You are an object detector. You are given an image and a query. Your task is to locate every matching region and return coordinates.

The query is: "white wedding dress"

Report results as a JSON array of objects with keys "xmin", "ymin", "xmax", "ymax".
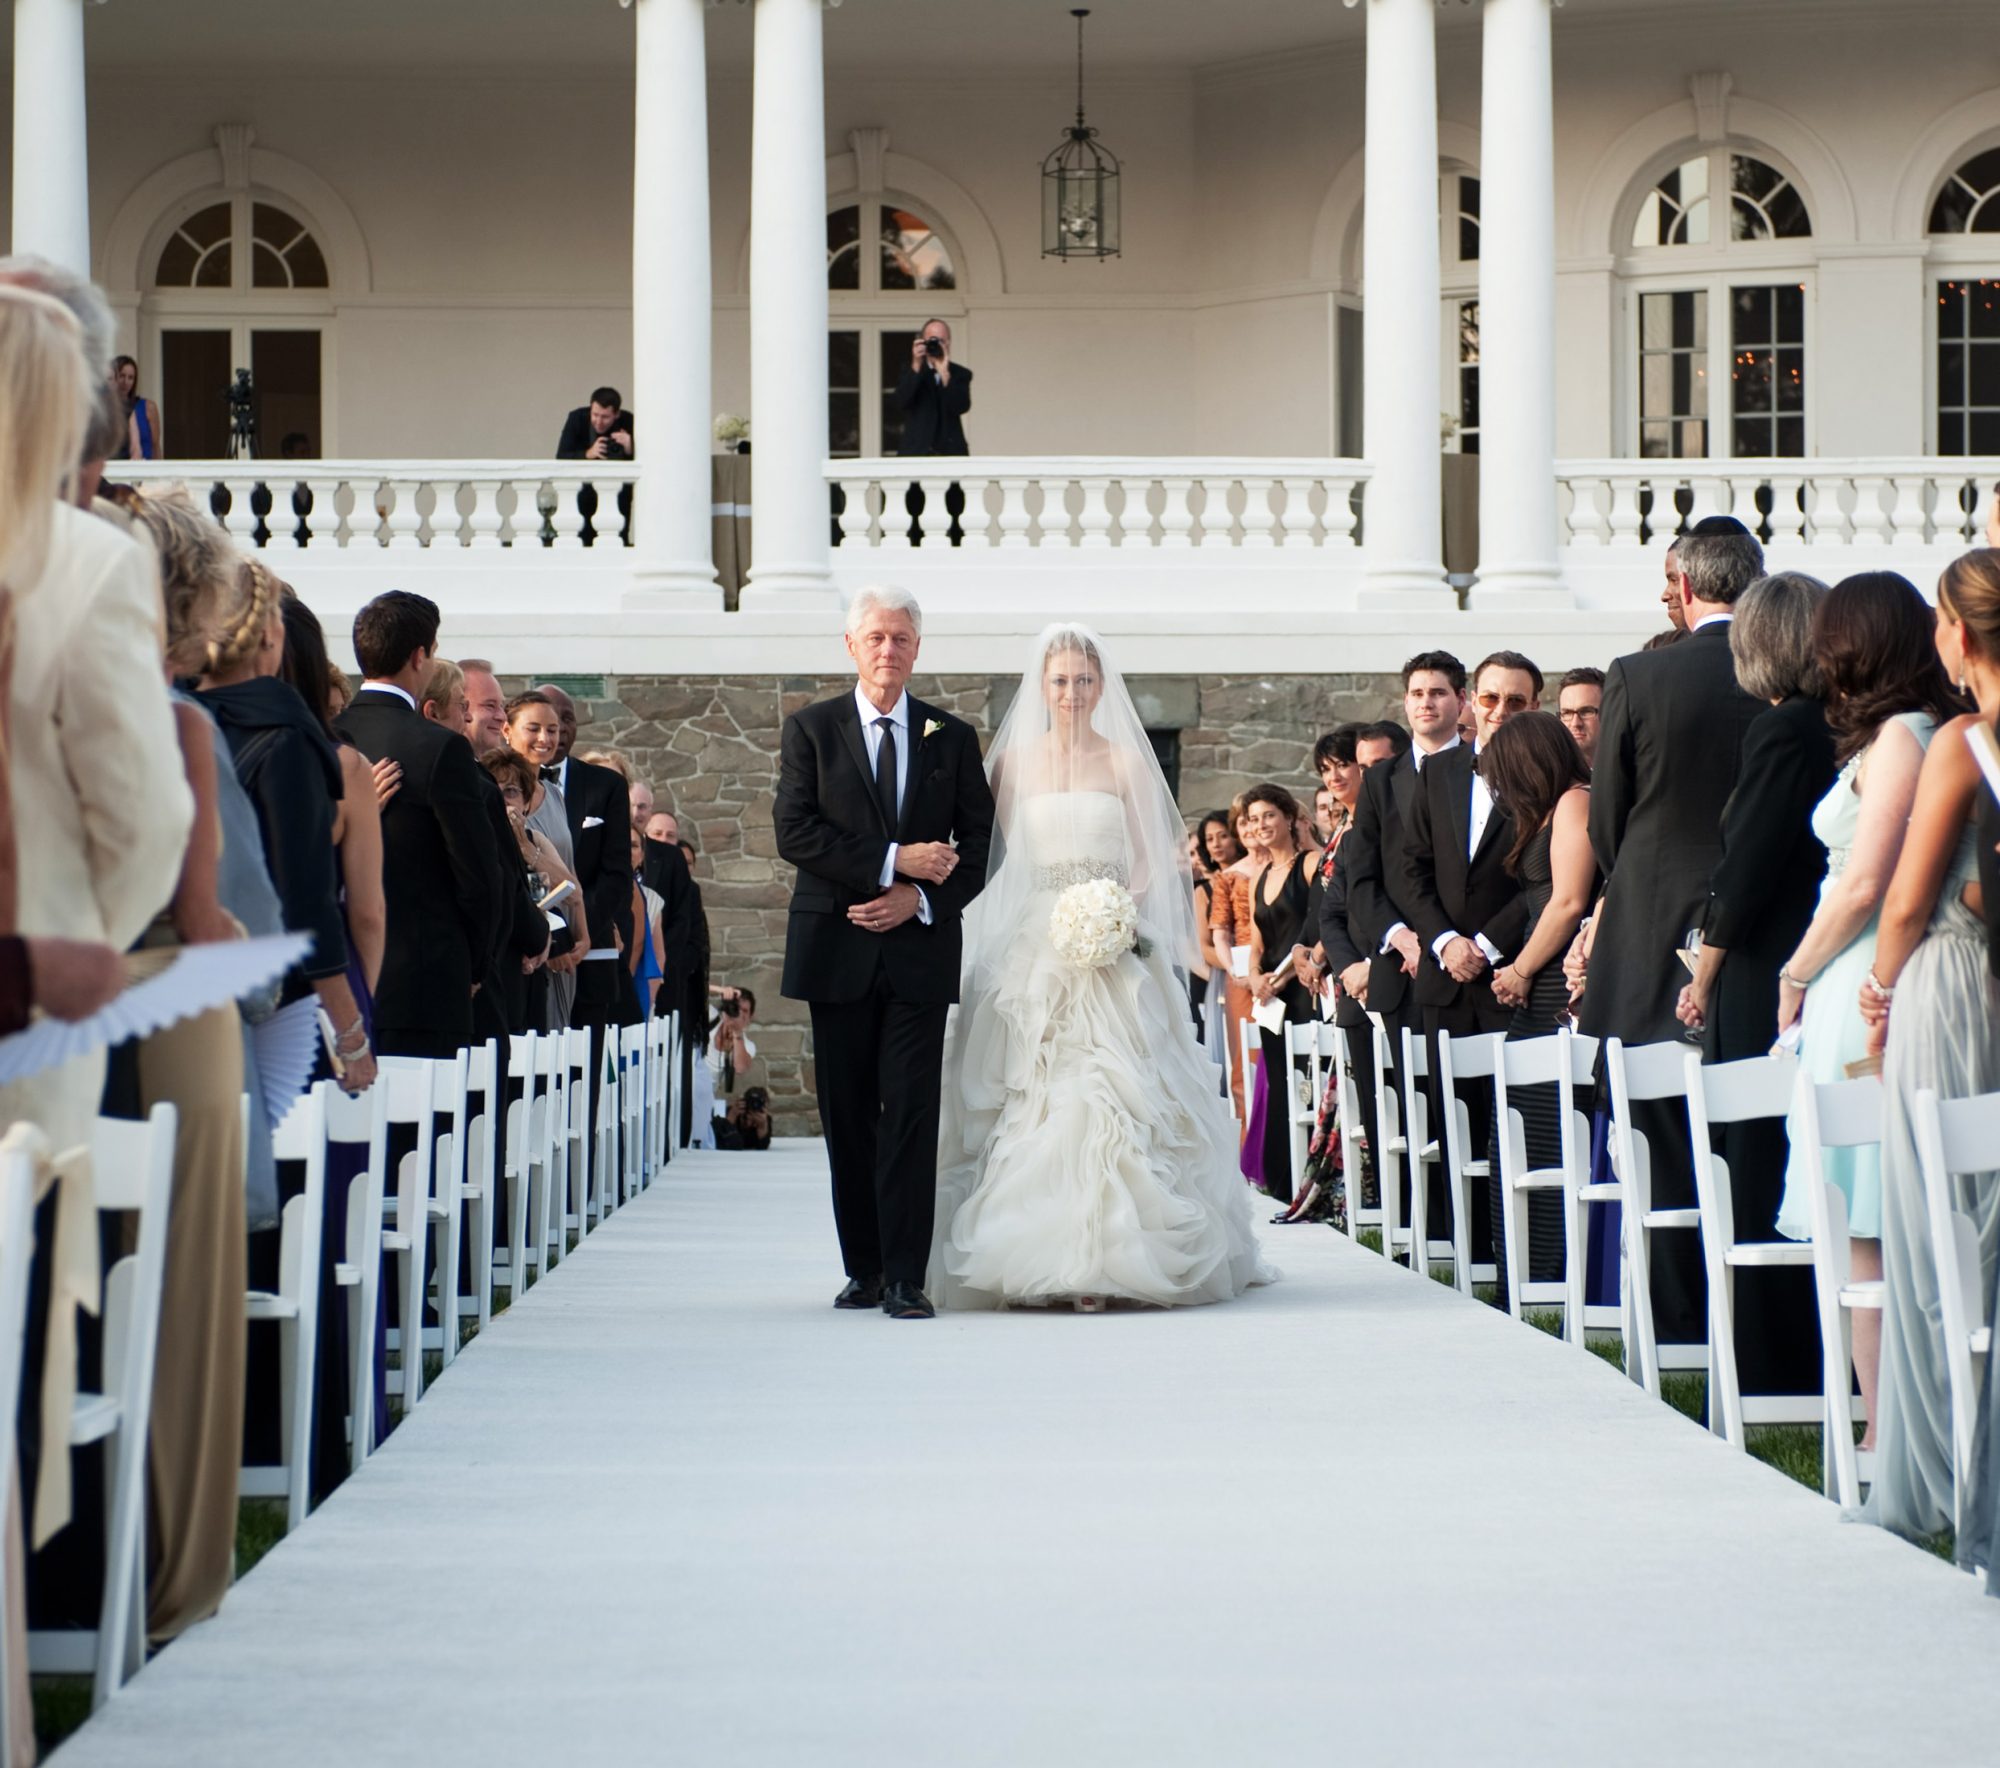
[{"xmin": 933, "ymin": 773, "xmax": 1276, "ymax": 1310}]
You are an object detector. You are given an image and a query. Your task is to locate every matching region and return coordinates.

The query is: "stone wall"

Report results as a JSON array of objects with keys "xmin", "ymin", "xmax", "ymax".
[{"xmin": 519, "ymin": 671, "xmax": 1404, "ymax": 1135}]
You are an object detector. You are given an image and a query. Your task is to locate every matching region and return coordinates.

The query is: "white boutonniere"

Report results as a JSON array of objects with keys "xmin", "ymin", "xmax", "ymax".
[{"xmin": 922, "ymin": 718, "xmax": 945, "ymax": 742}]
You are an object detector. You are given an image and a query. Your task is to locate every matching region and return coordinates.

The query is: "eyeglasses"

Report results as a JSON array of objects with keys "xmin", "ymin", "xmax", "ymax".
[
  {"xmin": 1558, "ymin": 706, "xmax": 1601, "ymax": 725},
  {"xmin": 1475, "ymin": 692, "xmax": 1531, "ymax": 712}
]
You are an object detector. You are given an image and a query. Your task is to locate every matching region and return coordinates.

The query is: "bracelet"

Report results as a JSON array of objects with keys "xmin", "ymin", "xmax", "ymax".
[
  {"xmin": 333, "ymin": 1021, "xmax": 370, "ymax": 1054},
  {"xmin": 1863, "ymin": 970, "xmax": 1895, "ymax": 1002},
  {"xmin": 1779, "ymin": 967, "xmax": 1811, "ymax": 990}
]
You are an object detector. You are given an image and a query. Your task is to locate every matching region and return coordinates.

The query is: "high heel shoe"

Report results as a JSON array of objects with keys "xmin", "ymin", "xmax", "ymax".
[{"xmin": 1073, "ymin": 1294, "xmax": 1105, "ymax": 1314}]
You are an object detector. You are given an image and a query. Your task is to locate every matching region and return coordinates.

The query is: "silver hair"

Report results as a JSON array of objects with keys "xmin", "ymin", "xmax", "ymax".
[
  {"xmin": 845, "ymin": 582, "xmax": 923, "ymax": 636},
  {"xmin": 1731, "ymin": 571, "xmax": 1828, "ymax": 701},
  {"xmin": 0, "ymin": 254, "xmax": 117, "ymax": 373}
]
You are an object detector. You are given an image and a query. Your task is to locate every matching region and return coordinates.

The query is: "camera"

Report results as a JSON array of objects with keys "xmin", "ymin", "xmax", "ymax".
[
  {"xmin": 924, "ymin": 336, "xmax": 944, "ymax": 359},
  {"xmin": 741, "ymin": 1087, "xmax": 768, "ymax": 1114},
  {"xmin": 718, "ymin": 991, "xmax": 743, "ymax": 1020}
]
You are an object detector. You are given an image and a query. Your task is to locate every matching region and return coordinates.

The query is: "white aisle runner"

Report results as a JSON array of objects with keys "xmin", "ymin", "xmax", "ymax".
[{"xmin": 60, "ymin": 1142, "xmax": 2000, "ymax": 1766}]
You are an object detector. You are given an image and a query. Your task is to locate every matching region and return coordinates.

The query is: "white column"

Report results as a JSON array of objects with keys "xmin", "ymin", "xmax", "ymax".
[
  {"xmin": 742, "ymin": 0, "xmax": 835, "ymax": 605},
  {"xmin": 1473, "ymin": 0, "xmax": 1566, "ymax": 605},
  {"xmin": 629, "ymin": 0, "xmax": 723, "ymax": 604},
  {"xmin": 10, "ymin": 0, "xmax": 93, "ymax": 275},
  {"xmin": 1355, "ymin": 0, "xmax": 1449, "ymax": 606}
]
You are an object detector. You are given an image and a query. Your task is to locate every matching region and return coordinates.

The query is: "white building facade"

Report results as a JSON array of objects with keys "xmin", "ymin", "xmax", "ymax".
[{"xmin": 6, "ymin": 0, "xmax": 1999, "ymax": 676}]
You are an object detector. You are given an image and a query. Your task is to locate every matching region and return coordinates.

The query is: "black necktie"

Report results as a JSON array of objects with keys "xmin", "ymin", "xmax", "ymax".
[
  {"xmin": 540, "ymin": 765, "xmax": 562, "ymax": 784},
  {"xmin": 873, "ymin": 716, "xmax": 899, "ymax": 829}
]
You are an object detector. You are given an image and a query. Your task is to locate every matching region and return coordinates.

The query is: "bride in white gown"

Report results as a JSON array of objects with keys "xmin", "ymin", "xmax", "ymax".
[{"xmin": 931, "ymin": 624, "xmax": 1277, "ymax": 1310}]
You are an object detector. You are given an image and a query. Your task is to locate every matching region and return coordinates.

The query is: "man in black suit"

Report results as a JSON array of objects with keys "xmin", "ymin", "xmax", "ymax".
[
  {"xmin": 1397, "ymin": 651, "xmax": 1541, "ymax": 1281},
  {"xmin": 894, "ymin": 320, "xmax": 973, "ymax": 545},
  {"xmin": 1340, "ymin": 654, "xmax": 1469, "ymax": 1250},
  {"xmin": 554, "ymin": 386, "xmax": 634, "ymax": 545},
  {"xmin": 1581, "ymin": 517, "xmax": 1767, "ymax": 1348},
  {"xmin": 774, "ymin": 586, "xmax": 995, "ymax": 1319},
  {"xmin": 336, "ymin": 594, "xmax": 505, "ymax": 1059},
  {"xmin": 1314, "ymin": 722, "xmax": 1408, "ymax": 1205},
  {"xmin": 530, "ymin": 684, "xmax": 636, "ymax": 1030}
]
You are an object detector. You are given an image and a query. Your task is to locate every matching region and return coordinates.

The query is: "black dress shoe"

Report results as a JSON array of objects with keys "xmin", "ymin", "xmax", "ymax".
[
  {"xmin": 834, "ymin": 1277, "xmax": 885, "ymax": 1309},
  {"xmin": 881, "ymin": 1280, "xmax": 935, "ymax": 1319}
]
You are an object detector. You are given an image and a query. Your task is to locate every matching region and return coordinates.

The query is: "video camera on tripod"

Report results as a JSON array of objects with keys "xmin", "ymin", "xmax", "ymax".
[{"xmin": 226, "ymin": 366, "xmax": 257, "ymax": 460}]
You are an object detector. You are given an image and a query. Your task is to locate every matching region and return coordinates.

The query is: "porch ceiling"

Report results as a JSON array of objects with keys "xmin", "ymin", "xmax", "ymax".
[{"xmin": 62, "ymin": 0, "xmax": 1759, "ymax": 79}]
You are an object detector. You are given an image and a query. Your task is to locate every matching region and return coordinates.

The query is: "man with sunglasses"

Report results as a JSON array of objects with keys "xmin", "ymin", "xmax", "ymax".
[{"xmin": 1395, "ymin": 651, "xmax": 1542, "ymax": 1280}]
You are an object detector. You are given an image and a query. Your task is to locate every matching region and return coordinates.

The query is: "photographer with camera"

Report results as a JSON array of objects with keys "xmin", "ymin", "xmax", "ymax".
[
  {"xmin": 893, "ymin": 320, "xmax": 973, "ymax": 544},
  {"xmin": 556, "ymin": 386, "xmax": 635, "ymax": 463},
  {"xmin": 715, "ymin": 1086, "xmax": 772, "ymax": 1152},
  {"xmin": 687, "ymin": 982, "xmax": 759, "ymax": 1148}
]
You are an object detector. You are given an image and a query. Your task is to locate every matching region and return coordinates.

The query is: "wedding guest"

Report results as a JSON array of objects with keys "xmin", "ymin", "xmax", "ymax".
[
  {"xmin": 630, "ymin": 777, "xmax": 655, "ymax": 832},
  {"xmin": 0, "ymin": 254, "xmax": 121, "ymax": 511},
  {"xmin": 129, "ymin": 489, "xmax": 292, "ymax": 1641},
  {"xmin": 677, "ymin": 834, "xmax": 712, "ymax": 1146},
  {"xmin": 420, "ymin": 656, "xmax": 467, "ymax": 732},
  {"xmin": 1672, "ymin": 572, "xmax": 1835, "ymax": 1398},
  {"xmin": 1191, "ymin": 811, "xmax": 1240, "ymax": 1049},
  {"xmin": 1209, "ymin": 793, "xmax": 1267, "ymax": 1132},
  {"xmin": 506, "ymin": 691, "xmax": 588, "ymax": 1027},
  {"xmin": 1583, "ymin": 517, "xmax": 1766, "ymax": 1351},
  {"xmin": 1859, "ymin": 549, "xmax": 2000, "ymax": 1547},
  {"xmin": 631, "ymin": 825, "xmax": 666, "ymax": 1017},
  {"xmin": 1245, "ymin": 783, "xmax": 1321, "ymax": 1207},
  {"xmin": 0, "ymin": 286, "xmax": 192, "ymax": 1150},
  {"xmin": 1344, "ymin": 655, "xmax": 1469, "ymax": 1252},
  {"xmin": 1660, "ymin": 538, "xmax": 1687, "ymax": 633},
  {"xmin": 1398, "ymin": 651, "xmax": 1541, "ymax": 1282},
  {"xmin": 110, "ymin": 355, "xmax": 162, "ymax": 460},
  {"xmin": 1733, "ymin": 572, "xmax": 1958, "ymax": 1432},
  {"xmin": 337, "ymin": 592, "xmax": 503, "ymax": 1059},
  {"xmin": 481, "ymin": 746, "xmax": 578, "ymax": 1033},
  {"xmin": 1556, "ymin": 667, "xmax": 1605, "ymax": 768},
  {"xmin": 1481, "ymin": 712, "xmax": 1596, "ymax": 1302},
  {"xmin": 459, "ymin": 657, "xmax": 509, "ymax": 753}
]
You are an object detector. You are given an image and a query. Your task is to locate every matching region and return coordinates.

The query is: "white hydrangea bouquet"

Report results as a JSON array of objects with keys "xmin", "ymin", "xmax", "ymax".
[{"xmin": 1048, "ymin": 877, "xmax": 1149, "ymax": 970}]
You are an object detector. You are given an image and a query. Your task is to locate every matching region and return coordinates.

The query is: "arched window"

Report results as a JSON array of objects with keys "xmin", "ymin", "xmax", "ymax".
[
  {"xmin": 826, "ymin": 197, "xmax": 962, "ymax": 457},
  {"xmin": 1928, "ymin": 149, "xmax": 2000, "ymax": 454},
  {"xmin": 145, "ymin": 192, "xmax": 332, "ymax": 458},
  {"xmin": 1622, "ymin": 146, "xmax": 1814, "ymax": 459}
]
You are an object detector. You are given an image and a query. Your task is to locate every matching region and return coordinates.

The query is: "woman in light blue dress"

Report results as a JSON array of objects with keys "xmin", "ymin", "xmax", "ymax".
[
  {"xmin": 1858, "ymin": 553, "xmax": 2000, "ymax": 1545},
  {"xmin": 1774, "ymin": 575, "xmax": 1964, "ymax": 1445}
]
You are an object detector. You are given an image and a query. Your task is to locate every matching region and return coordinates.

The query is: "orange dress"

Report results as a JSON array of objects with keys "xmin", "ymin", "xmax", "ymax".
[{"xmin": 1209, "ymin": 865, "xmax": 1258, "ymax": 1131}]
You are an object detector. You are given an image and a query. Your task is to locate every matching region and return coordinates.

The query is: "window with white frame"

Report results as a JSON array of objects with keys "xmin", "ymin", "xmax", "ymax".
[
  {"xmin": 1443, "ymin": 173, "xmax": 1479, "ymax": 451},
  {"xmin": 826, "ymin": 199, "xmax": 962, "ymax": 458},
  {"xmin": 1928, "ymin": 149, "xmax": 2000, "ymax": 455},
  {"xmin": 1623, "ymin": 146, "xmax": 1813, "ymax": 458}
]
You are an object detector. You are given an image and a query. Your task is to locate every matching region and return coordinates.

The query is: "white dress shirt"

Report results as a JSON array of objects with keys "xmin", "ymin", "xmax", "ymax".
[
  {"xmin": 1430, "ymin": 744, "xmax": 1502, "ymax": 968},
  {"xmin": 1691, "ymin": 611, "xmax": 1734, "ymax": 634},
  {"xmin": 358, "ymin": 680, "xmax": 417, "ymax": 710},
  {"xmin": 854, "ymin": 685, "xmax": 931, "ymax": 924}
]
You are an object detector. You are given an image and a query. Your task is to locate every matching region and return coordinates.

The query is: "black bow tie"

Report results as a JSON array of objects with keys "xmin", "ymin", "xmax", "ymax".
[{"xmin": 539, "ymin": 765, "xmax": 562, "ymax": 783}]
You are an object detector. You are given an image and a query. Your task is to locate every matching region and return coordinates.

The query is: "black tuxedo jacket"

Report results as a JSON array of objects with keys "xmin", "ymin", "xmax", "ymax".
[
  {"xmin": 1701, "ymin": 695, "xmax": 1837, "ymax": 1061},
  {"xmin": 555, "ymin": 406, "xmax": 634, "ymax": 461},
  {"xmin": 1582, "ymin": 619, "xmax": 1764, "ymax": 1045},
  {"xmin": 640, "ymin": 835, "xmax": 697, "ymax": 997},
  {"xmin": 1316, "ymin": 837, "xmax": 1369, "ymax": 1032},
  {"xmin": 335, "ymin": 688, "xmax": 505, "ymax": 1044},
  {"xmin": 479, "ymin": 771, "xmax": 552, "ymax": 1035},
  {"xmin": 553, "ymin": 755, "xmax": 635, "ymax": 960},
  {"xmin": 1342, "ymin": 749, "xmax": 1432, "ymax": 1018},
  {"xmin": 1397, "ymin": 744, "xmax": 1528, "ymax": 1017},
  {"xmin": 774, "ymin": 691, "xmax": 995, "ymax": 1003},
  {"xmin": 892, "ymin": 365, "xmax": 973, "ymax": 457}
]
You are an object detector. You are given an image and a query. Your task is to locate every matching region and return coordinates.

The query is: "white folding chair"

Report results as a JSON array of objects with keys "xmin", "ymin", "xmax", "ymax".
[
  {"xmin": 424, "ymin": 1046, "xmax": 470, "ymax": 1368},
  {"xmin": 29, "ymin": 1106, "xmax": 176, "ymax": 1709},
  {"xmin": 1365, "ymin": 1012, "xmax": 1411, "ymax": 1264},
  {"xmin": 323, "ymin": 1083, "xmax": 388, "ymax": 1469},
  {"xmin": 1911, "ymin": 1084, "xmax": 2000, "ymax": 1536},
  {"xmin": 1281, "ymin": 1020, "xmax": 1331, "ymax": 1203},
  {"xmin": 645, "ymin": 1011, "xmax": 671, "ymax": 1181},
  {"xmin": 377, "ymin": 1058, "xmax": 437, "ymax": 1410},
  {"xmin": 242, "ymin": 1085, "xmax": 328, "ymax": 1529},
  {"xmin": 664, "ymin": 1008, "xmax": 685, "ymax": 1160},
  {"xmin": 562, "ymin": 1026, "xmax": 593, "ymax": 1247},
  {"xmin": 0, "ymin": 1139, "xmax": 39, "ymax": 1747},
  {"xmin": 1604, "ymin": 1037, "xmax": 1707, "ymax": 1397},
  {"xmin": 494, "ymin": 1032, "xmax": 540, "ymax": 1304},
  {"xmin": 1683, "ymin": 1050, "xmax": 1823, "ymax": 1446},
  {"xmin": 1433, "ymin": 1030, "xmax": 1501, "ymax": 1296},
  {"xmin": 1790, "ymin": 1071, "xmax": 1885, "ymax": 1508},
  {"xmin": 1399, "ymin": 1026, "xmax": 1473, "ymax": 1280},
  {"xmin": 1331, "ymin": 1023, "xmax": 1381, "ymax": 1239},
  {"xmin": 593, "ymin": 1028, "xmax": 621, "ymax": 1225},
  {"xmin": 459, "ymin": 1038, "xmax": 502, "ymax": 1335},
  {"xmin": 621, "ymin": 1020, "xmax": 647, "ymax": 1203},
  {"xmin": 1490, "ymin": 1029, "xmax": 1601, "ymax": 1339}
]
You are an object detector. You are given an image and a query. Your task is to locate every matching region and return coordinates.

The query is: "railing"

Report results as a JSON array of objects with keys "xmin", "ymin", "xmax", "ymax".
[
  {"xmin": 825, "ymin": 457, "xmax": 1369, "ymax": 551},
  {"xmin": 113, "ymin": 461, "xmax": 636, "ymax": 551},
  {"xmin": 1556, "ymin": 458, "xmax": 2000, "ymax": 549}
]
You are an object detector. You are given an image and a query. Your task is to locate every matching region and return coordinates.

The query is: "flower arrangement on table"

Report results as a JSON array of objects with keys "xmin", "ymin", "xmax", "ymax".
[
  {"xmin": 714, "ymin": 413, "xmax": 751, "ymax": 450},
  {"xmin": 1048, "ymin": 877, "xmax": 1151, "ymax": 969}
]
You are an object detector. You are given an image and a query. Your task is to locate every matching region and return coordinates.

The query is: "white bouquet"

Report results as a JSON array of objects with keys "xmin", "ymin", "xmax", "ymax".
[{"xmin": 1048, "ymin": 877, "xmax": 1141, "ymax": 971}]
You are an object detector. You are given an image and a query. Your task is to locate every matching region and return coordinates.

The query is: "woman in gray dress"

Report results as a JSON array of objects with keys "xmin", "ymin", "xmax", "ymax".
[
  {"xmin": 506, "ymin": 690, "xmax": 588, "ymax": 1030},
  {"xmin": 1857, "ymin": 548, "xmax": 2000, "ymax": 1546}
]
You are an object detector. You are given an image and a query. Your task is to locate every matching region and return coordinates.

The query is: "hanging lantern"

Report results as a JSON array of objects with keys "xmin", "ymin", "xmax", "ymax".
[{"xmin": 1042, "ymin": 8, "xmax": 1120, "ymax": 262}]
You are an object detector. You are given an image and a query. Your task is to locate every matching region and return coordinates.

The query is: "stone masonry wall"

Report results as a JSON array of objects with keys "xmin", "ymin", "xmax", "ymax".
[{"xmin": 515, "ymin": 672, "xmax": 1404, "ymax": 1136}]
